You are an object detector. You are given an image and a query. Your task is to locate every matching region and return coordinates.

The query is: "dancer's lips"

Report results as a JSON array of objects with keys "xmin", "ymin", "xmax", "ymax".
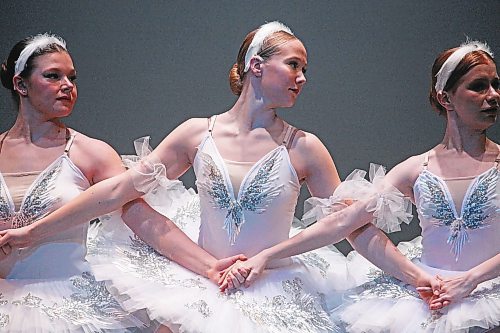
[
  {"xmin": 482, "ymin": 106, "xmax": 499, "ymax": 114},
  {"xmin": 56, "ymin": 95, "xmax": 72, "ymax": 101}
]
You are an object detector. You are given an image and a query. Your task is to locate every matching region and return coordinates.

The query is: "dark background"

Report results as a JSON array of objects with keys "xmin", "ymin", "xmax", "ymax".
[{"xmin": 1, "ymin": 1, "xmax": 499, "ymax": 254}]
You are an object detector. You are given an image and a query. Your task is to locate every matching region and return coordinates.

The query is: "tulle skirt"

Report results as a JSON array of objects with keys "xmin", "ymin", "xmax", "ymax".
[
  {"xmin": 0, "ymin": 271, "xmax": 148, "ymax": 332},
  {"xmin": 87, "ymin": 187, "xmax": 356, "ymax": 333},
  {"xmin": 335, "ymin": 237, "xmax": 500, "ymax": 333}
]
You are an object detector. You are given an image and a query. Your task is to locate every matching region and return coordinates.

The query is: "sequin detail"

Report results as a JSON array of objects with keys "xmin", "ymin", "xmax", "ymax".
[
  {"xmin": 0, "ymin": 294, "xmax": 7, "ymax": 306},
  {"xmin": 197, "ymin": 149, "xmax": 284, "ymax": 245},
  {"xmin": 0, "ymin": 180, "xmax": 11, "ymax": 221},
  {"xmin": 300, "ymin": 252, "xmax": 331, "ymax": 278},
  {"xmin": 0, "ymin": 294, "xmax": 10, "ymax": 328},
  {"xmin": 221, "ymin": 277, "xmax": 336, "ymax": 333},
  {"xmin": 119, "ymin": 235, "xmax": 206, "ymax": 289},
  {"xmin": 185, "ymin": 300, "xmax": 211, "ymax": 318},
  {"xmin": 172, "ymin": 196, "xmax": 201, "ymax": 229},
  {"xmin": 12, "ymin": 293, "xmax": 42, "ymax": 307},
  {"xmin": 421, "ymin": 169, "xmax": 498, "ymax": 260},
  {"xmin": 404, "ymin": 243, "xmax": 423, "ymax": 261},
  {"xmin": 425, "ymin": 179, "xmax": 455, "ymax": 224},
  {"xmin": 420, "ymin": 311, "xmax": 444, "ymax": 329},
  {"xmin": 347, "ymin": 241, "xmax": 423, "ymax": 302},
  {"xmin": 469, "ymin": 282, "xmax": 500, "ymax": 300},
  {"xmin": 0, "ymin": 160, "xmax": 62, "ymax": 228},
  {"xmin": 350, "ymin": 269, "xmax": 419, "ymax": 301},
  {"xmin": 11, "ymin": 272, "xmax": 131, "ymax": 326},
  {"xmin": 85, "ymin": 221, "xmax": 111, "ymax": 257},
  {"xmin": 0, "ymin": 313, "xmax": 8, "ymax": 328}
]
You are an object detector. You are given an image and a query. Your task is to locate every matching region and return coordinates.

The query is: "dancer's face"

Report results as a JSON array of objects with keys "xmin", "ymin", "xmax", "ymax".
[
  {"xmin": 260, "ymin": 39, "xmax": 307, "ymax": 109},
  {"xmin": 20, "ymin": 51, "xmax": 77, "ymax": 119},
  {"xmin": 448, "ymin": 60, "xmax": 499, "ymax": 130}
]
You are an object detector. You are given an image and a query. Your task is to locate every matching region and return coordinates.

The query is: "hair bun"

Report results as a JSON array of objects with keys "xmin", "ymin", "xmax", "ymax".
[
  {"xmin": 229, "ymin": 63, "xmax": 243, "ymax": 95},
  {"xmin": 0, "ymin": 60, "xmax": 14, "ymax": 90}
]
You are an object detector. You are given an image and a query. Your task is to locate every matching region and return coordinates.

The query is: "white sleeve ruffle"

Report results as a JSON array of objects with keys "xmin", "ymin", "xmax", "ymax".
[
  {"xmin": 303, "ymin": 164, "xmax": 413, "ymax": 233},
  {"xmin": 122, "ymin": 136, "xmax": 186, "ymax": 207}
]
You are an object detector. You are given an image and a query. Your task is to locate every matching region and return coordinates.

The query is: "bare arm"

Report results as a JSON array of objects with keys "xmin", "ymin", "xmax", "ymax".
[
  {"xmin": 0, "ymin": 119, "xmax": 204, "ymax": 247},
  {"xmin": 347, "ymin": 224, "xmax": 428, "ymax": 286},
  {"xmin": 467, "ymin": 253, "xmax": 500, "ymax": 284},
  {"xmin": 345, "ymin": 156, "xmax": 439, "ymax": 285},
  {"xmin": 345, "ymin": 156, "xmax": 430, "ymax": 286},
  {"xmin": 346, "ymin": 223, "xmax": 442, "ymax": 309},
  {"xmin": 341, "ymin": 156, "xmax": 443, "ymax": 308},
  {"xmin": 221, "ymin": 131, "xmax": 374, "ymax": 286},
  {"xmin": 225, "ymin": 153, "xmax": 438, "ymax": 295},
  {"xmin": 218, "ymin": 197, "xmax": 376, "ymax": 289},
  {"xmin": 122, "ymin": 198, "xmax": 245, "ymax": 283},
  {"xmin": 253, "ymin": 132, "xmax": 418, "ymax": 260},
  {"xmin": 0, "ymin": 132, "xmax": 128, "ymax": 256},
  {"xmin": 254, "ymin": 199, "xmax": 373, "ymax": 259},
  {"xmin": 296, "ymin": 131, "xmax": 341, "ymax": 197}
]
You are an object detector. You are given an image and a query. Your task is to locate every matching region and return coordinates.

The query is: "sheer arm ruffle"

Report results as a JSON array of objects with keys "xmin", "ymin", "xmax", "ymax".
[
  {"xmin": 122, "ymin": 136, "xmax": 186, "ymax": 207},
  {"xmin": 303, "ymin": 164, "xmax": 413, "ymax": 233}
]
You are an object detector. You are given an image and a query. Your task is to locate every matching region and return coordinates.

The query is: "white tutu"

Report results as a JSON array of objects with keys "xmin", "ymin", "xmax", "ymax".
[
  {"xmin": 0, "ymin": 271, "xmax": 147, "ymax": 333},
  {"xmin": 86, "ymin": 134, "xmax": 362, "ymax": 332},
  {"xmin": 88, "ymin": 194, "xmax": 355, "ymax": 333},
  {"xmin": 334, "ymin": 237, "xmax": 500, "ymax": 333}
]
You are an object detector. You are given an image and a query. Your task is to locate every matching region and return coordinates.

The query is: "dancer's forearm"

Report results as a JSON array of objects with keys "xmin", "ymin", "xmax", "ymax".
[
  {"xmin": 467, "ymin": 253, "xmax": 500, "ymax": 286},
  {"xmin": 30, "ymin": 171, "xmax": 141, "ymax": 240},
  {"xmin": 261, "ymin": 200, "xmax": 374, "ymax": 262},
  {"xmin": 347, "ymin": 224, "xmax": 426, "ymax": 286},
  {"xmin": 122, "ymin": 199, "xmax": 218, "ymax": 279}
]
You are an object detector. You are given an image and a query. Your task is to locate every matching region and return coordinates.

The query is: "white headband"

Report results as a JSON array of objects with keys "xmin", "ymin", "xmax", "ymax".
[
  {"xmin": 435, "ymin": 39, "xmax": 493, "ymax": 92},
  {"xmin": 243, "ymin": 21, "xmax": 293, "ymax": 72},
  {"xmin": 14, "ymin": 33, "xmax": 67, "ymax": 76}
]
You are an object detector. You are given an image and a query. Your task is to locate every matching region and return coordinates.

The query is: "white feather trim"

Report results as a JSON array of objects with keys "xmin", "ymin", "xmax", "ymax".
[
  {"xmin": 243, "ymin": 21, "xmax": 293, "ymax": 72},
  {"xmin": 14, "ymin": 33, "xmax": 66, "ymax": 76},
  {"xmin": 435, "ymin": 39, "xmax": 493, "ymax": 92}
]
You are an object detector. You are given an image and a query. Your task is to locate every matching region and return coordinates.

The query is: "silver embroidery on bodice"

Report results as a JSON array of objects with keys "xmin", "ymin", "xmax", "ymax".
[
  {"xmin": 418, "ymin": 169, "xmax": 498, "ymax": 260},
  {"xmin": 197, "ymin": 148, "xmax": 284, "ymax": 245},
  {"xmin": 0, "ymin": 159, "xmax": 62, "ymax": 229},
  {"xmin": 0, "ymin": 185, "xmax": 10, "ymax": 221}
]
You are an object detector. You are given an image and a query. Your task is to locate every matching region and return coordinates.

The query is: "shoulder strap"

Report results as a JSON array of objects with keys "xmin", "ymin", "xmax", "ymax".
[
  {"xmin": 0, "ymin": 131, "xmax": 8, "ymax": 155},
  {"xmin": 495, "ymin": 145, "xmax": 500, "ymax": 169},
  {"xmin": 282, "ymin": 125, "xmax": 298, "ymax": 149},
  {"xmin": 208, "ymin": 115, "xmax": 217, "ymax": 134},
  {"xmin": 422, "ymin": 151, "xmax": 430, "ymax": 170},
  {"xmin": 64, "ymin": 129, "xmax": 76, "ymax": 154}
]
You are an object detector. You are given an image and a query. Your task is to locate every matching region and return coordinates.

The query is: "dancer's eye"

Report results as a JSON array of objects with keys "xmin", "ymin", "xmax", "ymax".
[{"xmin": 43, "ymin": 72, "xmax": 59, "ymax": 80}]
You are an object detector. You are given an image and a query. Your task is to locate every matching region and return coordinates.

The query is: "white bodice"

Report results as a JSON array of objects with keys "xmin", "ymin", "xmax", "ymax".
[
  {"xmin": 194, "ymin": 132, "xmax": 300, "ymax": 260},
  {"xmin": 0, "ymin": 153, "xmax": 91, "ymax": 279},
  {"xmin": 414, "ymin": 166, "xmax": 500, "ymax": 271}
]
